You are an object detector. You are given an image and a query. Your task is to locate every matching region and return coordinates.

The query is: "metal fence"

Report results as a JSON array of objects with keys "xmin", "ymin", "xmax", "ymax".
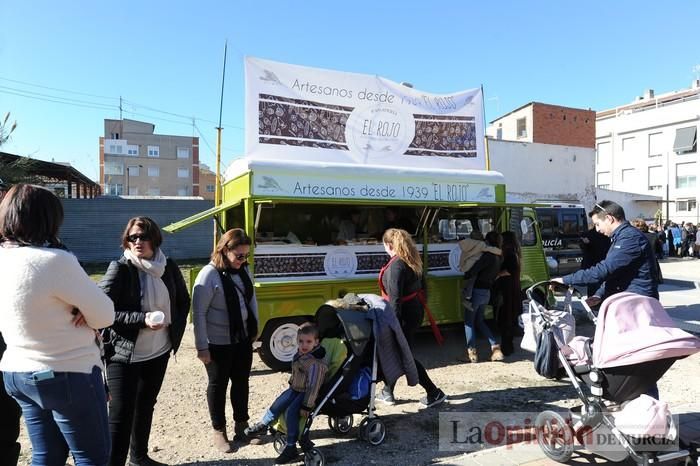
[{"xmin": 60, "ymin": 197, "xmax": 214, "ymax": 264}]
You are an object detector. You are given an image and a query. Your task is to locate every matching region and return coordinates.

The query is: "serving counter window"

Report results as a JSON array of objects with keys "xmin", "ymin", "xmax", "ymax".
[{"xmin": 252, "ymin": 202, "xmax": 422, "ymax": 282}]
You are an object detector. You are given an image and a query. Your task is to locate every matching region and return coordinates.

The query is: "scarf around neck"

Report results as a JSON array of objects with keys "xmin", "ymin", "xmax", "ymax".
[{"xmin": 124, "ymin": 248, "xmax": 171, "ymax": 324}]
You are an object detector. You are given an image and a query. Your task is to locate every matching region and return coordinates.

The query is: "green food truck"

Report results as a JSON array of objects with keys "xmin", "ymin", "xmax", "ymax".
[{"xmin": 165, "ymin": 157, "xmax": 549, "ymax": 370}]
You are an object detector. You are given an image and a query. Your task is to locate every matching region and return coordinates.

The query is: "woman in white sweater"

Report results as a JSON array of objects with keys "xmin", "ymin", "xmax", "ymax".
[{"xmin": 0, "ymin": 184, "xmax": 115, "ymax": 466}]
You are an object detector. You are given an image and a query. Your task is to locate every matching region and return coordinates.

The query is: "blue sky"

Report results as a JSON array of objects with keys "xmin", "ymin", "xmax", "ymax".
[{"xmin": 2, "ymin": 0, "xmax": 699, "ymax": 181}]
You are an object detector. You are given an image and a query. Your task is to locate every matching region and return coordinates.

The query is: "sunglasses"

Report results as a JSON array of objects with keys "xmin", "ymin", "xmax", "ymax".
[
  {"xmin": 233, "ymin": 252, "xmax": 250, "ymax": 261},
  {"xmin": 127, "ymin": 234, "xmax": 151, "ymax": 243}
]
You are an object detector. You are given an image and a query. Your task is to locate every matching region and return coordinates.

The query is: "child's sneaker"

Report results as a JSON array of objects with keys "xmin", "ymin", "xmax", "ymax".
[
  {"xmin": 420, "ymin": 389, "xmax": 446, "ymax": 408},
  {"xmin": 375, "ymin": 387, "xmax": 395, "ymax": 405},
  {"xmin": 243, "ymin": 421, "xmax": 268, "ymax": 438},
  {"xmin": 274, "ymin": 445, "xmax": 299, "ymax": 464}
]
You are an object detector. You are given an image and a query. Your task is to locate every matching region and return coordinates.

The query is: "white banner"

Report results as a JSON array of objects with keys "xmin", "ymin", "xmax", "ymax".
[{"xmin": 245, "ymin": 57, "xmax": 485, "ymax": 170}]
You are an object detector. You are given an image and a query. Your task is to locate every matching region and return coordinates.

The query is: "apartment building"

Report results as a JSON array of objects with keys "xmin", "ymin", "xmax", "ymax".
[
  {"xmin": 99, "ymin": 119, "xmax": 199, "ymax": 197},
  {"xmin": 199, "ymin": 163, "xmax": 216, "ymax": 200},
  {"xmin": 487, "ymin": 102, "xmax": 596, "ymax": 148},
  {"xmin": 486, "ymin": 102, "xmax": 596, "ymax": 210},
  {"xmin": 596, "ymin": 81, "xmax": 700, "ymax": 223}
]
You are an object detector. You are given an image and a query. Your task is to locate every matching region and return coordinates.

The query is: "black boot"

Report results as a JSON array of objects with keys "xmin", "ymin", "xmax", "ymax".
[{"xmin": 274, "ymin": 445, "xmax": 299, "ymax": 464}]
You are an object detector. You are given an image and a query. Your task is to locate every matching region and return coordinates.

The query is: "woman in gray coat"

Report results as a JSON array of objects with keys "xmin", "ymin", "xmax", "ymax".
[{"xmin": 192, "ymin": 228, "xmax": 258, "ymax": 453}]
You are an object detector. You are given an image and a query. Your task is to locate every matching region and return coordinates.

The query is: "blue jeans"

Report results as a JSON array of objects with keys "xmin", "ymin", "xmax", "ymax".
[
  {"xmin": 464, "ymin": 288, "xmax": 497, "ymax": 349},
  {"xmin": 4, "ymin": 365, "xmax": 110, "ymax": 466},
  {"xmin": 262, "ymin": 387, "xmax": 305, "ymax": 447}
]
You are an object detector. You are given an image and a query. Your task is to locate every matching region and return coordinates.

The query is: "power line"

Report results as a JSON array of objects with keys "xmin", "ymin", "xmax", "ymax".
[
  {"xmin": 0, "ymin": 88, "xmax": 116, "ymax": 112},
  {"xmin": 0, "ymin": 76, "xmax": 117, "ymax": 100},
  {"xmin": 0, "ymin": 75, "xmax": 245, "ymax": 131},
  {"xmin": 0, "ymin": 85, "xmax": 116, "ymax": 109}
]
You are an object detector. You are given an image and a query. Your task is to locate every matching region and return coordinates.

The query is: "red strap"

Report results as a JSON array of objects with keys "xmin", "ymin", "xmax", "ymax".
[
  {"xmin": 415, "ymin": 290, "xmax": 445, "ymax": 346},
  {"xmin": 378, "ymin": 258, "xmax": 445, "ymax": 346}
]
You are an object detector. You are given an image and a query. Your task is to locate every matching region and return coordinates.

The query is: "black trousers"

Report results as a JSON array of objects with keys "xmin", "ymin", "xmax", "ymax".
[
  {"xmin": 106, "ymin": 352, "xmax": 169, "ymax": 466},
  {"xmin": 205, "ymin": 342, "xmax": 253, "ymax": 430},
  {"xmin": 388, "ymin": 303, "xmax": 438, "ymax": 395},
  {"xmin": 0, "ymin": 368, "xmax": 22, "ymax": 466}
]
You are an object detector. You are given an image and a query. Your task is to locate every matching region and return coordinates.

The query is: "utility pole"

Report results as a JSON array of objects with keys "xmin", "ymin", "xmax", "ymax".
[{"xmin": 214, "ymin": 41, "xmax": 227, "ymax": 244}]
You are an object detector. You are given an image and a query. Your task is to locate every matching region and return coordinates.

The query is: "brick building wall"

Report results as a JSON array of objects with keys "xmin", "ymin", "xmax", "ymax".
[{"xmin": 532, "ymin": 103, "xmax": 595, "ymax": 148}]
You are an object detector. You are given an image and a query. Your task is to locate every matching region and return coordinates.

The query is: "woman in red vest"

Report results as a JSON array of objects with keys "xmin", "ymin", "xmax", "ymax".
[{"xmin": 376, "ymin": 228, "xmax": 446, "ymax": 408}]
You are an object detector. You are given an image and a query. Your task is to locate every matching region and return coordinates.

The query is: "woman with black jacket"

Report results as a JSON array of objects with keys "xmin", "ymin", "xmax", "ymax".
[
  {"xmin": 99, "ymin": 217, "xmax": 190, "ymax": 466},
  {"xmin": 376, "ymin": 228, "xmax": 446, "ymax": 408}
]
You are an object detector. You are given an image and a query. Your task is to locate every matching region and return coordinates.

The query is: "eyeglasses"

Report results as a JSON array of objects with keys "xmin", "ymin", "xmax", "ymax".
[
  {"xmin": 233, "ymin": 252, "xmax": 250, "ymax": 261},
  {"xmin": 127, "ymin": 234, "xmax": 151, "ymax": 243}
]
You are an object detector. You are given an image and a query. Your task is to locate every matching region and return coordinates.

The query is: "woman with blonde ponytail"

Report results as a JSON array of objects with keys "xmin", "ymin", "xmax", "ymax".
[{"xmin": 376, "ymin": 228, "xmax": 446, "ymax": 408}]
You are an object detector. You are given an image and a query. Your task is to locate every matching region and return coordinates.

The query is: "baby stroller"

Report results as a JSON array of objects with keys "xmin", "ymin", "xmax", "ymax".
[
  {"xmin": 524, "ymin": 281, "xmax": 700, "ymax": 465},
  {"xmin": 269, "ymin": 293, "xmax": 388, "ymax": 466}
]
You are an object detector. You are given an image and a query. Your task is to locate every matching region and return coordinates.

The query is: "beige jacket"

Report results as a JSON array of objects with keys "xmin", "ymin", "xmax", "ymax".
[{"xmin": 458, "ymin": 238, "xmax": 501, "ymax": 273}]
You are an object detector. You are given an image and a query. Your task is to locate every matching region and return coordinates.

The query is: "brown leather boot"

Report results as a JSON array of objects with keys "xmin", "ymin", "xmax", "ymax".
[{"xmin": 212, "ymin": 429, "xmax": 233, "ymax": 453}]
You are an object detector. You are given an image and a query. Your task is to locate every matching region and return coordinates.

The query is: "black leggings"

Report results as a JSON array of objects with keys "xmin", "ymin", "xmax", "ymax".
[
  {"xmin": 205, "ymin": 342, "xmax": 253, "ymax": 430},
  {"xmin": 106, "ymin": 352, "xmax": 169, "ymax": 466},
  {"xmin": 388, "ymin": 302, "xmax": 438, "ymax": 395}
]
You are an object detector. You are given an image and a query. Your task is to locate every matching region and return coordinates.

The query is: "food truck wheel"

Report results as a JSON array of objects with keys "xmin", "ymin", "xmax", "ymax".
[{"xmin": 259, "ymin": 316, "xmax": 313, "ymax": 371}]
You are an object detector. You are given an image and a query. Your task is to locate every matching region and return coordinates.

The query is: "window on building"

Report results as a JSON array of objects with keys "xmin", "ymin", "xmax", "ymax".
[
  {"xmin": 621, "ymin": 168, "xmax": 635, "ymax": 183},
  {"xmin": 177, "ymin": 147, "xmax": 190, "ymax": 159},
  {"xmin": 147, "ymin": 166, "xmax": 159, "ymax": 177},
  {"xmin": 676, "ymin": 162, "xmax": 697, "ymax": 189},
  {"xmin": 597, "ymin": 171, "xmax": 611, "ymax": 189},
  {"xmin": 622, "ymin": 137, "xmax": 636, "ymax": 153},
  {"xmin": 127, "ymin": 146, "xmax": 139, "ymax": 156},
  {"xmin": 648, "ymin": 132, "xmax": 663, "ymax": 157},
  {"xmin": 673, "ymin": 126, "xmax": 697, "ymax": 154},
  {"xmin": 496, "ymin": 124, "xmax": 502, "ymax": 140},
  {"xmin": 596, "ymin": 141, "xmax": 611, "ymax": 166},
  {"xmin": 206, "ymin": 184, "xmax": 215, "ymax": 193},
  {"xmin": 677, "ymin": 198, "xmax": 697, "ymax": 212},
  {"xmin": 127, "ymin": 165, "xmax": 140, "ymax": 177},
  {"xmin": 516, "ymin": 118, "xmax": 527, "ymax": 138},
  {"xmin": 105, "ymin": 184, "xmax": 123, "ymax": 196},
  {"xmin": 177, "ymin": 187, "xmax": 188, "ymax": 196},
  {"xmin": 147, "ymin": 146, "xmax": 160, "ymax": 157},
  {"xmin": 147, "ymin": 187, "xmax": 160, "ymax": 196},
  {"xmin": 104, "ymin": 162, "xmax": 124, "ymax": 175},
  {"xmin": 648, "ymin": 165, "xmax": 664, "ymax": 191},
  {"xmin": 177, "ymin": 168, "xmax": 189, "ymax": 178},
  {"xmin": 108, "ymin": 144, "xmax": 123, "ymax": 154}
]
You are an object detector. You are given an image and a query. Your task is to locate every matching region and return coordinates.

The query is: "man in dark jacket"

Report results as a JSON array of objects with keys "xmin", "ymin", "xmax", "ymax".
[{"xmin": 554, "ymin": 201, "xmax": 659, "ymax": 301}]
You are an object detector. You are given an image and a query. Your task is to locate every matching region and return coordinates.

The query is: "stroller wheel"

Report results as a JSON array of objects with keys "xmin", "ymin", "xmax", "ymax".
[
  {"xmin": 365, "ymin": 418, "xmax": 387, "ymax": 446},
  {"xmin": 272, "ymin": 432, "xmax": 286, "ymax": 454},
  {"xmin": 535, "ymin": 411, "xmax": 574, "ymax": 463},
  {"xmin": 328, "ymin": 415, "xmax": 354, "ymax": 435},
  {"xmin": 358, "ymin": 417, "xmax": 369, "ymax": 441},
  {"xmin": 304, "ymin": 448, "xmax": 325, "ymax": 466}
]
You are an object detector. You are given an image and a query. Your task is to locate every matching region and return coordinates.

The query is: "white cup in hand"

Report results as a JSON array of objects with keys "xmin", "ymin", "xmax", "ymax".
[{"xmin": 150, "ymin": 311, "xmax": 165, "ymax": 325}]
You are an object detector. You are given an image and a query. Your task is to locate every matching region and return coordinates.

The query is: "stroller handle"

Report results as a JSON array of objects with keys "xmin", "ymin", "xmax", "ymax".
[{"xmin": 525, "ymin": 280, "xmax": 582, "ymax": 299}]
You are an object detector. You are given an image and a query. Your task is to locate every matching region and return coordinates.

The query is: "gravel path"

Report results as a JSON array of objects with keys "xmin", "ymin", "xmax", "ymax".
[{"xmin": 15, "ymin": 322, "xmax": 700, "ymax": 466}]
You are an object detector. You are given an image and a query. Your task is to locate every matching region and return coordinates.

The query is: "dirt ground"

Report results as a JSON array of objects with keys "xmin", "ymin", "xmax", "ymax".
[{"xmin": 15, "ymin": 322, "xmax": 700, "ymax": 466}]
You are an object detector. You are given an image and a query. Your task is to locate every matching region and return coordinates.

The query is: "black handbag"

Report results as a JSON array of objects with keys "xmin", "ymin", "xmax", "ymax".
[{"xmin": 534, "ymin": 327, "xmax": 560, "ymax": 379}]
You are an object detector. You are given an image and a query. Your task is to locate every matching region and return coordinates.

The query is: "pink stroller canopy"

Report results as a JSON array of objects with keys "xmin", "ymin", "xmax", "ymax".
[{"xmin": 592, "ymin": 292, "xmax": 700, "ymax": 368}]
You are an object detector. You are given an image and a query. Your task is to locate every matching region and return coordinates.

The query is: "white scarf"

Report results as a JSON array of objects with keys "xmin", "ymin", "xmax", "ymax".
[{"xmin": 123, "ymin": 248, "xmax": 171, "ymax": 324}]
